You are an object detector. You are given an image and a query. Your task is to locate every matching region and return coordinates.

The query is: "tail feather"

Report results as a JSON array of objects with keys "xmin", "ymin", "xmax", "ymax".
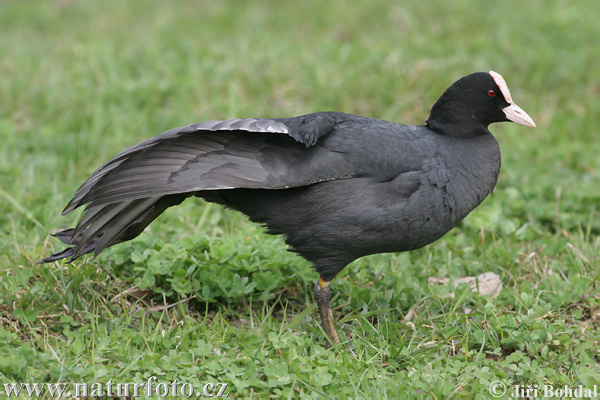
[
  {"xmin": 36, "ymin": 229, "xmax": 100, "ymax": 263},
  {"xmin": 92, "ymin": 197, "xmax": 161, "ymax": 257},
  {"xmin": 54, "ymin": 228, "xmax": 77, "ymax": 244},
  {"xmin": 72, "ymin": 202, "xmax": 121, "ymax": 240},
  {"xmin": 38, "ymin": 194, "xmax": 188, "ymax": 263},
  {"xmin": 71, "ymin": 197, "xmax": 160, "ymax": 259}
]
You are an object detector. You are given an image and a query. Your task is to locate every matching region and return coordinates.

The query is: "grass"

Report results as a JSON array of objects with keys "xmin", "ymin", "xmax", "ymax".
[{"xmin": 1, "ymin": 0, "xmax": 599, "ymax": 398}]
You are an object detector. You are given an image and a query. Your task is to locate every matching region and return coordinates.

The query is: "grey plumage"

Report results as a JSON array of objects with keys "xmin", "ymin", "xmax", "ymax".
[
  {"xmin": 39, "ymin": 71, "xmax": 535, "ymax": 347},
  {"xmin": 41, "ymin": 111, "xmax": 501, "ymax": 276}
]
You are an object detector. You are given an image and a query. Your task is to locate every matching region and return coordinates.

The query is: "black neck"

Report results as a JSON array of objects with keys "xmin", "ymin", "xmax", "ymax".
[{"xmin": 426, "ymin": 101, "xmax": 491, "ymax": 138}]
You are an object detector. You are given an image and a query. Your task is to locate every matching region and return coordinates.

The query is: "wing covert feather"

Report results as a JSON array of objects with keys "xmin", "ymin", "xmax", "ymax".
[{"xmin": 63, "ymin": 113, "xmax": 354, "ymax": 213}]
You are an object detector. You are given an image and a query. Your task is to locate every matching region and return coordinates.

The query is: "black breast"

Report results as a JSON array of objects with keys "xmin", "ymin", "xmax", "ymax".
[{"xmin": 205, "ymin": 127, "xmax": 501, "ymax": 281}]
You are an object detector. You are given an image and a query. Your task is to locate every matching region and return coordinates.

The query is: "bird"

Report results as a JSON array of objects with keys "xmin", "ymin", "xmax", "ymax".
[{"xmin": 39, "ymin": 71, "xmax": 535, "ymax": 348}]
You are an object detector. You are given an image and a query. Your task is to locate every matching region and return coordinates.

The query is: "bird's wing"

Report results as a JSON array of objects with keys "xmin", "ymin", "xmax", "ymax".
[{"xmin": 63, "ymin": 112, "xmax": 355, "ymax": 214}]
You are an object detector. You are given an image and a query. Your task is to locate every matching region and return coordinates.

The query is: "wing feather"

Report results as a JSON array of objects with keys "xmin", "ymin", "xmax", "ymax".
[
  {"xmin": 63, "ymin": 113, "xmax": 355, "ymax": 213},
  {"xmin": 40, "ymin": 112, "xmax": 430, "ymax": 263}
]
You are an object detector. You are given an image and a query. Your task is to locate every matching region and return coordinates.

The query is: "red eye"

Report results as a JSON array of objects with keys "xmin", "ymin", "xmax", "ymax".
[{"xmin": 488, "ymin": 90, "xmax": 496, "ymax": 97}]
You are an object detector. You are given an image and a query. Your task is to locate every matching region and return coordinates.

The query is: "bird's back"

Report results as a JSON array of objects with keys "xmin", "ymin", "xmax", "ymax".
[{"xmin": 206, "ymin": 117, "xmax": 501, "ymax": 280}]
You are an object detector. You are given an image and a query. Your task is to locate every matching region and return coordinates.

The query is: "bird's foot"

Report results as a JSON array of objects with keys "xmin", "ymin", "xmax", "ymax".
[{"xmin": 314, "ymin": 278, "xmax": 357, "ymax": 357}]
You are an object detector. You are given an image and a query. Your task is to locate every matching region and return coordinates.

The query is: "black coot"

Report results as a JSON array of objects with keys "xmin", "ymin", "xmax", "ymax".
[{"xmin": 40, "ymin": 71, "xmax": 535, "ymax": 347}]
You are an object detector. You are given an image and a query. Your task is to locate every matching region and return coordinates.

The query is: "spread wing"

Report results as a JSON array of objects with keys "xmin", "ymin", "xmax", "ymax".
[
  {"xmin": 40, "ymin": 112, "xmax": 358, "ymax": 262},
  {"xmin": 63, "ymin": 113, "xmax": 351, "ymax": 213}
]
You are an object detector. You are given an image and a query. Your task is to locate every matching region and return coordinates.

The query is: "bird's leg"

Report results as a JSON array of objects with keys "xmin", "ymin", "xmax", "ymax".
[{"xmin": 314, "ymin": 277, "xmax": 341, "ymax": 347}]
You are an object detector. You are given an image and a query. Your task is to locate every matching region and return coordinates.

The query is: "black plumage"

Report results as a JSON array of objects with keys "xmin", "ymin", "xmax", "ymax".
[{"xmin": 40, "ymin": 71, "xmax": 535, "ymax": 347}]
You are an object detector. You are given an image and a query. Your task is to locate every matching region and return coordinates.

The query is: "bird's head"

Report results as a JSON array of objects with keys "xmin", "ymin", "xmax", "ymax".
[{"xmin": 426, "ymin": 71, "xmax": 536, "ymax": 137}]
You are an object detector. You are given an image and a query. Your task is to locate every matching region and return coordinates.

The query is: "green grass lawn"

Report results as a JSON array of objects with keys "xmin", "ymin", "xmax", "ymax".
[{"xmin": 1, "ymin": 0, "xmax": 599, "ymax": 398}]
